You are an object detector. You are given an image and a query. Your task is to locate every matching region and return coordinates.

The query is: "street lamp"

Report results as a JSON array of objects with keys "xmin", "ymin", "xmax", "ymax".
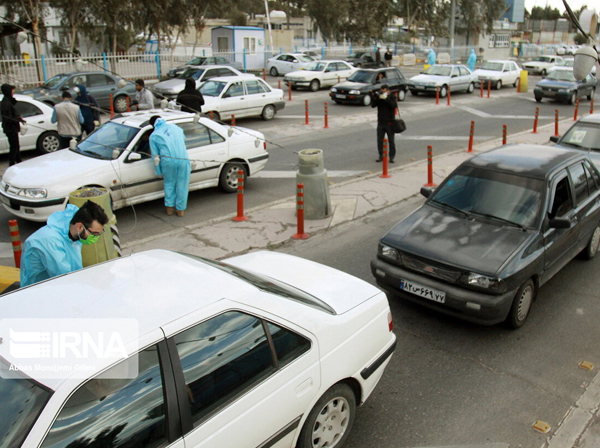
[{"xmin": 574, "ymin": 45, "xmax": 598, "ymax": 80}]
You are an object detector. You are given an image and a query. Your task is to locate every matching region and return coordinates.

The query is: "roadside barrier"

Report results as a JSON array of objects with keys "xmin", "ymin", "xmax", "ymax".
[
  {"xmin": 232, "ymin": 170, "xmax": 248, "ymax": 222},
  {"xmin": 304, "ymin": 100, "xmax": 309, "ymax": 125},
  {"xmin": 231, "ymin": 115, "xmax": 236, "ymax": 126},
  {"xmin": 533, "ymin": 107, "xmax": 539, "ymax": 134},
  {"xmin": 278, "ymin": 80, "xmax": 281, "ymax": 89},
  {"xmin": 324, "ymin": 102, "xmax": 329, "ymax": 129},
  {"xmin": 502, "ymin": 124, "xmax": 507, "ymax": 145},
  {"xmin": 480, "ymin": 82, "xmax": 484, "ymax": 98},
  {"xmin": 291, "ymin": 183, "xmax": 309, "ymax": 240},
  {"xmin": 574, "ymin": 98, "xmax": 579, "ymax": 121},
  {"xmin": 8, "ymin": 220, "xmax": 21, "ymax": 269},
  {"xmin": 487, "ymin": 81, "xmax": 491, "ymax": 99},
  {"xmin": 126, "ymin": 96, "xmax": 130, "ymax": 112},
  {"xmin": 517, "ymin": 77, "xmax": 521, "ymax": 93},
  {"xmin": 467, "ymin": 121, "xmax": 475, "ymax": 153},
  {"xmin": 109, "ymin": 94, "xmax": 114, "ymax": 118},
  {"xmin": 424, "ymin": 145, "xmax": 436, "ymax": 187},
  {"xmin": 447, "ymin": 86, "xmax": 451, "ymax": 106},
  {"xmin": 436, "ymin": 86, "xmax": 440, "ymax": 105},
  {"xmin": 379, "ymin": 139, "xmax": 391, "ymax": 179},
  {"xmin": 555, "ymin": 110, "xmax": 559, "ymax": 137}
]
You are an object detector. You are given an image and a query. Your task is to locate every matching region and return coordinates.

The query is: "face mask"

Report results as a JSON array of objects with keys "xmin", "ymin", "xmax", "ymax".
[{"xmin": 78, "ymin": 230, "xmax": 100, "ymax": 245}]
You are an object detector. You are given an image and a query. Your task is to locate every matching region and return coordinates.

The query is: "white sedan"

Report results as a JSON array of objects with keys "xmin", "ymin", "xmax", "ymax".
[
  {"xmin": 199, "ymin": 75, "xmax": 285, "ymax": 121},
  {"xmin": 267, "ymin": 53, "xmax": 316, "ymax": 76},
  {"xmin": 0, "ymin": 94, "xmax": 60, "ymax": 154},
  {"xmin": 0, "ymin": 249, "xmax": 396, "ymax": 448},
  {"xmin": 0, "ymin": 110, "xmax": 268, "ymax": 221},
  {"xmin": 283, "ymin": 60, "xmax": 357, "ymax": 91},
  {"xmin": 472, "ymin": 60, "xmax": 522, "ymax": 90},
  {"xmin": 408, "ymin": 64, "xmax": 477, "ymax": 97}
]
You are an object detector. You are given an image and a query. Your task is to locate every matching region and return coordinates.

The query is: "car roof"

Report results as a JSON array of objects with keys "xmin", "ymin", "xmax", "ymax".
[
  {"xmin": 205, "ymin": 75, "xmax": 258, "ymax": 83},
  {"xmin": 54, "ymin": 71, "xmax": 116, "ymax": 77},
  {"xmin": 356, "ymin": 67, "xmax": 398, "ymax": 73},
  {"xmin": 576, "ymin": 113, "xmax": 600, "ymax": 125},
  {"xmin": 465, "ymin": 144, "xmax": 585, "ymax": 179},
  {"xmin": 109, "ymin": 109, "xmax": 198, "ymax": 128}
]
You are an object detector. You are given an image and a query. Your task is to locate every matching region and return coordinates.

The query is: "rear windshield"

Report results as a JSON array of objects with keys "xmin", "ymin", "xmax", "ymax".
[
  {"xmin": 179, "ymin": 68, "xmax": 205, "ymax": 80},
  {"xmin": 0, "ymin": 358, "xmax": 52, "ymax": 448}
]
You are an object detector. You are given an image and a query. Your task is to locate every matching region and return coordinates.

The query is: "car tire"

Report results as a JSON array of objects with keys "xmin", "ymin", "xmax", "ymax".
[
  {"xmin": 587, "ymin": 88, "xmax": 595, "ymax": 101},
  {"xmin": 439, "ymin": 85, "xmax": 448, "ymax": 98},
  {"xmin": 535, "ymin": 95, "xmax": 542, "ymax": 103},
  {"xmin": 513, "ymin": 78, "xmax": 519, "ymax": 87},
  {"xmin": 410, "ymin": 90, "xmax": 419, "ymax": 96},
  {"xmin": 207, "ymin": 111, "xmax": 221, "ymax": 122},
  {"xmin": 296, "ymin": 383, "xmax": 356, "ymax": 448},
  {"xmin": 269, "ymin": 67, "xmax": 278, "ymax": 77},
  {"xmin": 495, "ymin": 80, "xmax": 502, "ymax": 90},
  {"xmin": 466, "ymin": 82, "xmax": 475, "ymax": 94},
  {"xmin": 114, "ymin": 95, "xmax": 129, "ymax": 113},
  {"xmin": 540, "ymin": 69, "xmax": 547, "ymax": 77},
  {"xmin": 309, "ymin": 79, "xmax": 320, "ymax": 92},
  {"xmin": 581, "ymin": 224, "xmax": 600, "ymax": 260},
  {"xmin": 507, "ymin": 279, "xmax": 536, "ymax": 329},
  {"xmin": 219, "ymin": 162, "xmax": 247, "ymax": 193},
  {"xmin": 568, "ymin": 92, "xmax": 577, "ymax": 105},
  {"xmin": 362, "ymin": 94, "xmax": 372, "ymax": 106},
  {"xmin": 397, "ymin": 89, "xmax": 406, "ymax": 101},
  {"xmin": 261, "ymin": 104, "xmax": 276, "ymax": 121},
  {"xmin": 37, "ymin": 131, "xmax": 61, "ymax": 154}
]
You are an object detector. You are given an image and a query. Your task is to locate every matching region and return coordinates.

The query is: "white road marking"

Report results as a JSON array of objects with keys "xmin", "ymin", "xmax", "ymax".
[
  {"xmin": 456, "ymin": 106, "xmax": 555, "ymax": 120},
  {"xmin": 402, "ymin": 136, "xmax": 493, "ymax": 141},
  {"xmin": 253, "ymin": 170, "xmax": 367, "ymax": 178}
]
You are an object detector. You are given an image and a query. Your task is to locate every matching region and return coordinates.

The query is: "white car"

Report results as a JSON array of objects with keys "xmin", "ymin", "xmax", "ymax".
[
  {"xmin": 267, "ymin": 53, "xmax": 316, "ymax": 76},
  {"xmin": 408, "ymin": 64, "xmax": 477, "ymax": 97},
  {"xmin": 151, "ymin": 65, "xmax": 243, "ymax": 100},
  {"xmin": 548, "ymin": 57, "xmax": 596, "ymax": 76},
  {"xmin": 522, "ymin": 55, "xmax": 564, "ymax": 76},
  {"xmin": 0, "ymin": 249, "xmax": 396, "ymax": 448},
  {"xmin": 0, "ymin": 110, "xmax": 268, "ymax": 221},
  {"xmin": 283, "ymin": 60, "xmax": 357, "ymax": 91},
  {"xmin": 0, "ymin": 94, "xmax": 60, "ymax": 154},
  {"xmin": 472, "ymin": 60, "xmax": 522, "ymax": 90},
  {"xmin": 199, "ymin": 75, "xmax": 285, "ymax": 121}
]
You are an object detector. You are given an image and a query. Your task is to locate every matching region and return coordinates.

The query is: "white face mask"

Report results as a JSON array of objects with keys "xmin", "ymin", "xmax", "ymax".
[{"xmin": 74, "ymin": 86, "xmax": 80, "ymax": 94}]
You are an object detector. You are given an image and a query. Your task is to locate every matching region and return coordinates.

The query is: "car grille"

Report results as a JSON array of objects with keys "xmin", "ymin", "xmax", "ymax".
[
  {"xmin": 400, "ymin": 253, "xmax": 462, "ymax": 283},
  {"xmin": 3, "ymin": 182, "xmax": 19, "ymax": 195}
]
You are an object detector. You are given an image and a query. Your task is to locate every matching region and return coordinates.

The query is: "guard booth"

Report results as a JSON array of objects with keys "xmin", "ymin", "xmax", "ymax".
[{"xmin": 211, "ymin": 26, "xmax": 266, "ymax": 71}]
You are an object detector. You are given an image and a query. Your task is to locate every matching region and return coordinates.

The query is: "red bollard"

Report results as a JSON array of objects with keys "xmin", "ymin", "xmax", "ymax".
[
  {"xmin": 380, "ymin": 139, "xmax": 391, "ymax": 179},
  {"xmin": 209, "ymin": 111, "xmax": 214, "ymax": 120},
  {"xmin": 232, "ymin": 170, "xmax": 248, "ymax": 222},
  {"xmin": 502, "ymin": 124, "xmax": 507, "ymax": 145},
  {"xmin": 447, "ymin": 85, "xmax": 451, "ymax": 106},
  {"xmin": 324, "ymin": 102, "xmax": 329, "ymax": 129},
  {"xmin": 555, "ymin": 109, "xmax": 559, "ymax": 137},
  {"xmin": 574, "ymin": 98, "xmax": 579, "ymax": 121},
  {"xmin": 8, "ymin": 219, "xmax": 21, "ymax": 269},
  {"xmin": 436, "ymin": 86, "xmax": 440, "ymax": 105},
  {"xmin": 517, "ymin": 77, "xmax": 521, "ymax": 93},
  {"xmin": 126, "ymin": 96, "xmax": 131, "ymax": 112},
  {"xmin": 591, "ymin": 98, "xmax": 595, "ymax": 115},
  {"xmin": 288, "ymin": 83, "xmax": 292, "ymax": 101},
  {"xmin": 262, "ymin": 68, "xmax": 266, "ymax": 80},
  {"xmin": 291, "ymin": 183, "xmax": 309, "ymax": 239},
  {"xmin": 304, "ymin": 100, "xmax": 309, "ymax": 125},
  {"xmin": 487, "ymin": 81, "xmax": 491, "ymax": 98},
  {"xmin": 109, "ymin": 94, "xmax": 115, "ymax": 118},
  {"xmin": 231, "ymin": 114, "xmax": 236, "ymax": 126},
  {"xmin": 480, "ymin": 82, "xmax": 484, "ymax": 98},
  {"xmin": 424, "ymin": 145, "xmax": 437, "ymax": 187},
  {"xmin": 278, "ymin": 80, "xmax": 281, "ymax": 89},
  {"xmin": 533, "ymin": 107, "xmax": 539, "ymax": 134},
  {"xmin": 467, "ymin": 120, "xmax": 475, "ymax": 153}
]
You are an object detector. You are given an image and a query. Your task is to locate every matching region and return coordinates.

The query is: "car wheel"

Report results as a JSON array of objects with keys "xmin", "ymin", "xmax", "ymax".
[
  {"xmin": 568, "ymin": 92, "xmax": 577, "ymax": 105},
  {"xmin": 535, "ymin": 95, "xmax": 542, "ymax": 103},
  {"xmin": 439, "ymin": 85, "xmax": 448, "ymax": 98},
  {"xmin": 410, "ymin": 90, "xmax": 419, "ymax": 96},
  {"xmin": 397, "ymin": 89, "xmax": 406, "ymax": 101},
  {"xmin": 513, "ymin": 78, "xmax": 519, "ymax": 87},
  {"xmin": 466, "ymin": 82, "xmax": 475, "ymax": 94},
  {"xmin": 540, "ymin": 69, "xmax": 547, "ymax": 77},
  {"xmin": 582, "ymin": 224, "xmax": 600, "ymax": 260},
  {"xmin": 495, "ymin": 80, "xmax": 502, "ymax": 90},
  {"xmin": 296, "ymin": 383, "xmax": 356, "ymax": 448},
  {"xmin": 269, "ymin": 67, "xmax": 278, "ymax": 77},
  {"xmin": 219, "ymin": 162, "xmax": 247, "ymax": 193},
  {"xmin": 362, "ymin": 93, "xmax": 372, "ymax": 106},
  {"xmin": 37, "ymin": 131, "xmax": 61, "ymax": 154},
  {"xmin": 587, "ymin": 88, "xmax": 595, "ymax": 101},
  {"xmin": 261, "ymin": 104, "xmax": 276, "ymax": 121},
  {"xmin": 507, "ymin": 279, "xmax": 535, "ymax": 329},
  {"xmin": 309, "ymin": 79, "xmax": 320, "ymax": 92},
  {"xmin": 114, "ymin": 95, "xmax": 129, "ymax": 113},
  {"xmin": 207, "ymin": 111, "xmax": 221, "ymax": 122}
]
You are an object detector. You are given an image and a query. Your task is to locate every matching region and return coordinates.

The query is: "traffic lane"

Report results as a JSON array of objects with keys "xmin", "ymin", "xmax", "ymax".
[{"xmin": 279, "ymin": 197, "xmax": 600, "ymax": 448}]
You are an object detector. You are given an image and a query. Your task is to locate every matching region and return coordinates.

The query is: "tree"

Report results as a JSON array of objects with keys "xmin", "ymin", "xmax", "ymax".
[
  {"xmin": 458, "ymin": 0, "xmax": 507, "ymax": 45},
  {"xmin": 51, "ymin": 0, "xmax": 92, "ymax": 54},
  {"xmin": 530, "ymin": 6, "xmax": 562, "ymax": 21},
  {"xmin": 85, "ymin": 0, "xmax": 137, "ymax": 53},
  {"xmin": 396, "ymin": 0, "xmax": 449, "ymax": 40}
]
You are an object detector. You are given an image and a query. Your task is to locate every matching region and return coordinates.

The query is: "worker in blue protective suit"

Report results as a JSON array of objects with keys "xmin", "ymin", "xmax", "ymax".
[
  {"xmin": 20, "ymin": 201, "xmax": 110, "ymax": 287},
  {"xmin": 467, "ymin": 49, "xmax": 477, "ymax": 71},
  {"xmin": 427, "ymin": 49, "xmax": 436, "ymax": 66},
  {"xmin": 149, "ymin": 115, "xmax": 191, "ymax": 217}
]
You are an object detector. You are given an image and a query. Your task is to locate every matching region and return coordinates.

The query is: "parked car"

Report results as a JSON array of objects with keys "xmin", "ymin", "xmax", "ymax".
[
  {"xmin": 551, "ymin": 113, "xmax": 600, "ymax": 159},
  {"xmin": 0, "ymin": 94, "xmax": 60, "ymax": 154},
  {"xmin": 266, "ymin": 53, "xmax": 316, "ymax": 76},
  {"xmin": 522, "ymin": 55, "xmax": 564, "ymax": 76},
  {"xmin": 472, "ymin": 60, "xmax": 522, "ymax": 90},
  {"xmin": 0, "ymin": 110, "xmax": 268, "ymax": 222},
  {"xmin": 199, "ymin": 75, "xmax": 285, "ymax": 121},
  {"xmin": 0, "ymin": 249, "xmax": 396, "ymax": 448},
  {"xmin": 329, "ymin": 67, "xmax": 408, "ymax": 106},
  {"xmin": 533, "ymin": 67, "xmax": 597, "ymax": 104},
  {"xmin": 371, "ymin": 144, "xmax": 600, "ymax": 328},
  {"xmin": 167, "ymin": 56, "xmax": 243, "ymax": 77},
  {"xmin": 407, "ymin": 64, "xmax": 476, "ymax": 97},
  {"xmin": 19, "ymin": 71, "xmax": 137, "ymax": 113},
  {"xmin": 345, "ymin": 51, "xmax": 382, "ymax": 68},
  {"xmin": 152, "ymin": 65, "xmax": 243, "ymax": 100},
  {"xmin": 300, "ymin": 49, "xmax": 322, "ymax": 60},
  {"xmin": 548, "ymin": 57, "xmax": 596, "ymax": 76},
  {"xmin": 284, "ymin": 60, "xmax": 356, "ymax": 91}
]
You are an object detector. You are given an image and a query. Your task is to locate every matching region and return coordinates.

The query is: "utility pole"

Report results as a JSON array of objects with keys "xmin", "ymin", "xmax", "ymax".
[
  {"xmin": 264, "ymin": 0, "xmax": 275, "ymax": 55},
  {"xmin": 449, "ymin": 0, "xmax": 456, "ymax": 62}
]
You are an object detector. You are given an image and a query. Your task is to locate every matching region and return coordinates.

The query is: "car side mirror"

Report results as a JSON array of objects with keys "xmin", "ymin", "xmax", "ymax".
[
  {"xmin": 420, "ymin": 186, "xmax": 433, "ymax": 198},
  {"xmin": 549, "ymin": 135, "xmax": 559, "ymax": 143},
  {"xmin": 549, "ymin": 217, "xmax": 571, "ymax": 229},
  {"xmin": 128, "ymin": 152, "xmax": 142, "ymax": 162}
]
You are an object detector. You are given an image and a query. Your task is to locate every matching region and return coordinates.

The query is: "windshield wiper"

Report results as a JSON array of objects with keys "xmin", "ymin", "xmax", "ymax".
[
  {"xmin": 468, "ymin": 210, "xmax": 526, "ymax": 230},
  {"xmin": 78, "ymin": 149, "xmax": 104, "ymax": 159},
  {"xmin": 430, "ymin": 199, "xmax": 471, "ymax": 219}
]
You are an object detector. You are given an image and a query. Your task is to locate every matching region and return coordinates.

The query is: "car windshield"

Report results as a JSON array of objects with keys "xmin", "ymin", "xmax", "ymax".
[
  {"xmin": 347, "ymin": 70, "xmax": 376, "ymax": 83},
  {"xmin": 179, "ymin": 68, "xmax": 205, "ymax": 80},
  {"xmin": 430, "ymin": 165, "xmax": 544, "ymax": 228},
  {"xmin": 349, "ymin": 52, "xmax": 365, "ymax": 58},
  {"xmin": 0, "ymin": 357, "xmax": 52, "ymax": 448},
  {"xmin": 546, "ymin": 70, "xmax": 576, "ymax": 82},
  {"xmin": 558, "ymin": 122, "xmax": 600, "ymax": 151},
  {"xmin": 534, "ymin": 56, "xmax": 553, "ymax": 62},
  {"xmin": 199, "ymin": 81, "xmax": 227, "ymax": 97},
  {"xmin": 480, "ymin": 62, "xmax": 504, "ymax": 71},
  {"xmin": 305, "ymin": 62, "xmax": 327, "ymax": 71},
  {"xmin": 186, "ymin": 57, "xmax": 206, "ymax": 66},
  {"xmin": 72, "ymin": 122, "xmax": 139, "ymax": 160},
  {"xmin": 296, "ymin": 55, "xmax": 314, "ymax": 62},
  {"xmin": 42, "ymin": 74, "xmax": 69, "ymax": 89},
  {"xmin": 424, "ymin": 66, "xmax": 452, "ymax": 76}
]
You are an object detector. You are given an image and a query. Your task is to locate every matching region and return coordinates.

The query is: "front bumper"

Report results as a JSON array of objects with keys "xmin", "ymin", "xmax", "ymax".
[
  {"xmin": 523, "ymin": 67, "xmax": 544, "ymax": 75},
  {"xmin": 408, "ymin": 84, "xmax": 438, "ymax": 94},
  {"xmin": 0, "ymin": 191, "xmax": 67, "ymax": 222},
  {"xmin": 329, "ymin": 92, "xmax": 366, "ymax": 104},
  {"xmin": 370, "ymin": 257, "xmax": 517, "ymax": 326},
  {"xmin": 533, "ymin": 88, "xmax": 571, "ymax": 101},
  {"xmin": 285, "ymin": 79, "xmax": 311, "ymax": 88}
]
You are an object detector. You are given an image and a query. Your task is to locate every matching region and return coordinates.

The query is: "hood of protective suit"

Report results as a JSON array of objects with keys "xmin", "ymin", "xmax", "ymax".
[
  {"xmin": 184, "ymin": 78, "xmax": 196, "ymax": 91},
  {"xmin": 1, "ymin": 83, "xmax": 15, "ymax": 97},
  {"xmin": 76, "ymin": 84, "xmax": 89, "ymax": 103},
  {"xmin": 47, "ymin": 204, "xmax": 78, "ymax": 236}
]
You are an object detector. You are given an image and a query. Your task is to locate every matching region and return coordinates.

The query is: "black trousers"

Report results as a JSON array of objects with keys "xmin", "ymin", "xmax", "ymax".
[
  {"xmin": 6, "ymin": 132, "xmax": 21, "ymax": 166},
  {"xmin": 377, "ymin": 123, "xmax": 396, "ymax": 160}
]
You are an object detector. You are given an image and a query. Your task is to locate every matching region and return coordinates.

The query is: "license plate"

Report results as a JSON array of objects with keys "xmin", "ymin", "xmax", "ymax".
[
  {"xmin": 335, "ymin": 94, "xmax": 346, "ymax": 99},
  {"xmin": 400, "ymin": 279, "xmax": 446, "ymax": 303}
]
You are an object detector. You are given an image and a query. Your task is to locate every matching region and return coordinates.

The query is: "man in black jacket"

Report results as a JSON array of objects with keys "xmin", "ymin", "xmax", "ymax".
[
  {"xmin": 1, "ymin": 84, "xmax": 26, "ymax": 166},
  {"xmin": 371, "ymin": 84, "xmax": 397, "ymax": 163},
  {"xmin": 176, "ymin": 78, "xmax": 204, "ymax": 114}
]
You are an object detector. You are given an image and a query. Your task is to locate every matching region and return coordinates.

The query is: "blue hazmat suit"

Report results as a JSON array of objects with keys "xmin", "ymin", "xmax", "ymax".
[
  {"xmin": 149, "ymin": 118, "xmax": 191, "ymax": 211},
  {"xmin": 428, "ymin": 49, "xmax": 436, "ymax": 66},
  {"xmin": 20, "ymin": 204, "xmax": 83, "ymax": 287},
  {"xmin": 467, "ymin": 49, "xmax": 477, "ymax": 71}
]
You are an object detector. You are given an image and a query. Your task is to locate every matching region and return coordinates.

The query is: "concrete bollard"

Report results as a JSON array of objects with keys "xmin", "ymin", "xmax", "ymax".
[{"xmin": 296, "ymin": 149, "xmax": 332, "ymax": 220}]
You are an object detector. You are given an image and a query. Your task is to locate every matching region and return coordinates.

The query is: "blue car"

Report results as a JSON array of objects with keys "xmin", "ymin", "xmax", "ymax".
[{"xmin": 534, "ymin": 67, "xmax": 597, "ymax": 104}]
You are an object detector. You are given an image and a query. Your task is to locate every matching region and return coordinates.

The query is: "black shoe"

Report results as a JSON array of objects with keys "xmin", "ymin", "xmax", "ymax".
[
  {"xmin": 390, "ymin": 159, "xmax": 395, "ymax": 163},
  {"xmin": 376, "ymin": 157, "xmax": 383, "ymax": 162}
]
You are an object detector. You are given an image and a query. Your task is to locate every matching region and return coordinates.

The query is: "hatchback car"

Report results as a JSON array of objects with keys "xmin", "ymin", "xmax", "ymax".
[
  {"xmin": 472, "ymin": 60, "xmax": 521, "ymax": 90},
  {"xmin": 0, "ymin": 249, "xmax": 396, "ymax": 448},
  {"xmin": 371, "ymin": 144, "xmax": 600, "ymax": 328},
  {"xmin": 522, "ymin": 55, "xmax": 564, "ymax": 76},
  {"xmin": 199, "ymin": 75, "xmax": 285, "ymax": 121},
  {"xmin": 167, "ymin": 56, "xmax": 243, "ymax": 78},
  {"xmin": 407, "ymin": 64, "xmax": 476, "ymax": 97},
  {"xmin": 284, "ymin": 60, "xmax": 356, "ymax": 91},
  {"xmin": 20, "ymin": 71, "xmax": 136, "ymax": 113},
  {"xmin": 266, "ymin": 53, "xmax": 315, "ymax": 76},
  {"xmin": 0, "ymin": 94, "xmax": 60, "ymax": 154},
  {"xmin": 0, "ymin": 110, "xmax": 268, "ymax": 222},
  {"xmin": 152, "ymin": 66, "xmax": 243, "ymax": 100},
  {"xmin": 329, "ymin": 67, "xmax": 408, "ymax": 106},
  {"xmin": 533, "ymin": 67, "xmax": 597, "ymax": 104},
  {"xmin": 345, "ymin": 51, "xmax": 381, "ymax": 68}
]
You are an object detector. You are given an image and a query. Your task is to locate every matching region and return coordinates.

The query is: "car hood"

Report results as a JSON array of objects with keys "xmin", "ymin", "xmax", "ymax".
[
  {"xmin": 224, "ymin": 251, "xmax": 381, "ymax": 314},
  {"xmin": 285, "ymin": 70, "xmax": 322, "ymax": 78},
  {"xmin": 334, "ymin": 81, "xmax": 371, "ymax": 90},
  {"xmin": 20, "ymin": 86, "xmax": 56, "ymax": 98},
  {"xmin": 409, "ymin": 74, "xmax": 447, "ymax": 85},
  {"xmin": 381, "ymin": 204, "xmax": 531, "ymax": 276},
  {"xmin": 536, "ymin": 79, "xmax": 576, "ymax": 89},
  {"xmin": 524, "ymin": 61, "xmax": 551, "ymax": 67},
  {"xmin": 152, "ymin": 79, "xmax": 186, "ymax": 92},
  {"xmin": 473, "ymin": 69, "xmax": 502, "ymax": 78}
]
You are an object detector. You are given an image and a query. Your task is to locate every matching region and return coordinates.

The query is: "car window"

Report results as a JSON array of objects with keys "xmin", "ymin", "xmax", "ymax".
[
  {"xmin": 41, "ymin": 346, "xmax": 169, "ymax": 448},
  {"xmin": 569, "ymin": 162, "xmax": 590, "ymax": 205},
  {"xmin": 217, "ymin": 68, "xmax": 235, "ymax": 77},
  {"xmin": 209, "ymin": 128, "xmax": 225, "ymax": 144},
  {"xmin": 246, "ymin": 80, "xmax": 267, "ymax": 94},
  {"xmin": 584, "ymin": 160, "xmax": 600, "ymax": 190},
  {"xmin": 559, "ymin": 122, "xmax": 600, "ymax": 151},
  {"xmin": 75, "ymin": 122, "xmax": 139, "ymax": 160},
  {"xmin": 550, "ymin": 176, "xmax": 573, "ymax": 218},
  {"xmin": 225, "ymin": 81, "xmax": 244, "ymax": 98},
  {"xmin": 178, "ymin": 122, "xmax": 212, "ymax": 149},
  {"xmin": 66, "ymin": 75, "xmax": 87, "ymax": 88},
  {"xmin": 277, "ymin": 55, "xmax": 286, "ymax": 61},
  {"xmin": 89, "ymin": 74, "xmax": 112, "ymax": 87},
  {"xmin": 129, "ymin": 130, "xmax": 153, "ymax": 160},
  {"xmin": 203, "ymin": 69, "xmax": 219, "ymax": 80},
  {"xmin": 385, "ymin": 69, "xmax": 400, "ymax": 83},
  {"xmin": 199, "ymin": 80, "xmax": 227, "ymax": 97},
  {"xmin": 266, "ymin": 321, "xmax": 311, "ymax": 367},
  {"xmin": 15, "ymin": 101, "xmax": 43, "ymax": 117}
]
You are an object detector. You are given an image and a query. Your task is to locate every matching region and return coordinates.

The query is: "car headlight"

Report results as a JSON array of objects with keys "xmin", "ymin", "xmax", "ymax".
[
  {"xmin": 330, "ymin": 87, "xmax": 337, "ymax": 93},
  {"xmin": 349, "ymin": 89, "xmax": 360, "ymax": 95},
  {"xmin": 460, "ymin": 272, "xmax": 506, "ymax": 293},
  {"xmin": 18, "ymin": 188, "xmax": 48, "ymax": 199},
  {"xmin": 378, "ymin": 243, "xmax": 400, "ymax": 262},
  {"xmin": 558, "ymin": 89, "xmax": 567, "ymax": 93}
]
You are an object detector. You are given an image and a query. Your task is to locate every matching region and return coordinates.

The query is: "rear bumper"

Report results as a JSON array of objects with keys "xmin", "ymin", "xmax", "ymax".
[{"xmin": 274, "ymin": 101, "xmax": 286, "ymax": 112}]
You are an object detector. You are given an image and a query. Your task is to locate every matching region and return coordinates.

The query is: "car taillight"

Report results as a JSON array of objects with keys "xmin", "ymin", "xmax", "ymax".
[
  {"xmin": 388, "ymin": 311, "xmax": 393, "ymax": 332},
  {"xmin": 264, "ymin": 141, "xmax": 267, "ymax": 150}
]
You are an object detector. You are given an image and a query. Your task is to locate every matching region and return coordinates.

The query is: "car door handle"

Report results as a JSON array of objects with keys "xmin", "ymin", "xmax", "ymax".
[
  {"xmin": 37, "ymin": 121, "xmax": 44, "ymax": 124},
  {"xmin": 295, "ymin": 378, "xmax": 313, "ymax": 397}
]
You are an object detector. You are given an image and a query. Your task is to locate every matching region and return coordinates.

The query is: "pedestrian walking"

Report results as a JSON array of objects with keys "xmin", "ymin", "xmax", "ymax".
[
  {"xmin": 131, "ymin": 79, "xmax": 154, "ymax": 110},
  {"xmin": 1, "ymin": 83, "xmax": 27, "ymax": 166},
  {"xmin": 176, "ymin": 78, "xmax": 205, "ymax": 114},
  {"xmin": 375, "ymin": 47, "xmax": 382, "ymax": 66},
  {"xmin": 384, "ymin": 48, "xmax": 393, "ymax": 67},
  {"xmin": 467, "ymin": 49, "xmax": 477, "ymax": 72},
  {"xmin": 51, "ymin": 91, "xmax": 84, "ymax": 148},
  {"xmin": 149, "ymin": 115, "xmax": 191, "ymax": 217},
  {"xmin": 75, "ymin": 84, "xmax": 100, "ymax": 137},
  {"xmin": 371, "ymin": 84, "xmax": 397, "ymax": 163},
  {"xmin": 20, "ymin": 200, "xmax": 109, "ymax": 287}
]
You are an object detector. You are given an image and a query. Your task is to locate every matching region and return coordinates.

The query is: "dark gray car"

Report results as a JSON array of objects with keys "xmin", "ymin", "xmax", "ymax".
[
  {"xmin": 345, "ymin": 52, "xmax": 382, "ymax": 68},
  {"xmin": 371, "ymin": 144, "xmax": 600, "ymax": 328},
  {"xmin": 167, "ymin": 56, "xmax": 243, "ymax": 78}
]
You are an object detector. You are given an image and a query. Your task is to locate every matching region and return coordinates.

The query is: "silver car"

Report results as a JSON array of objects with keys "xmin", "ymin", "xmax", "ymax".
[{"xmin": 152, "ymin": 65, "xmax": 243, "ymax": 100}]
